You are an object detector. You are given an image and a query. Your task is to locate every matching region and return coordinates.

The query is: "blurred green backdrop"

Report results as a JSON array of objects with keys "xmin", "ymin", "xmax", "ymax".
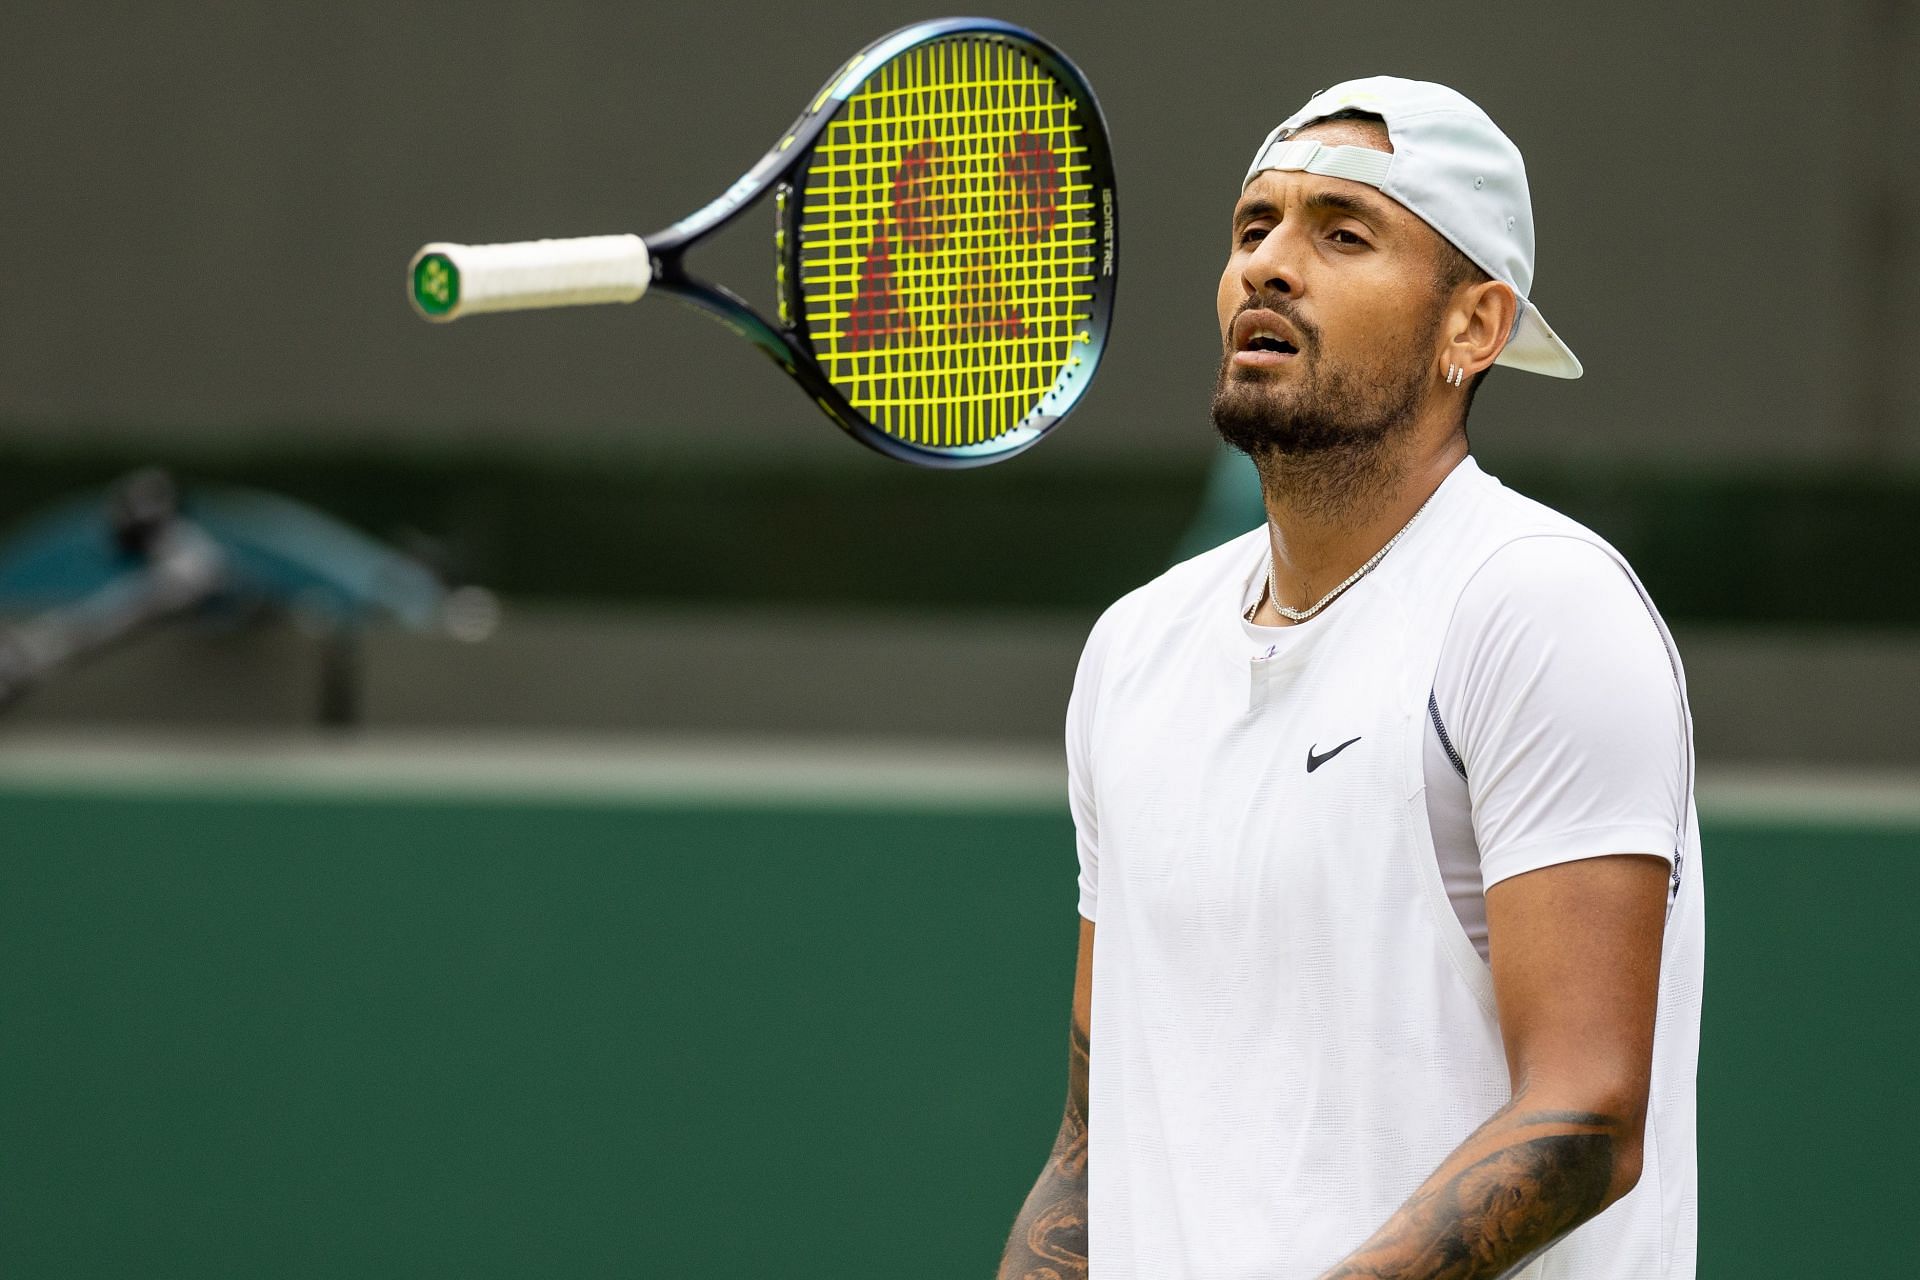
[{"xmin": 1, "ymin": 780, "xmax": 1911, "ymax": 1277}]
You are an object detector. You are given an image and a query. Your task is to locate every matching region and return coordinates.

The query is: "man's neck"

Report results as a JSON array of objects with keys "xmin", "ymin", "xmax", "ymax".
[{"xmin": 1250, "ymin": 431, "xmax": 1469, "ymax": 627}]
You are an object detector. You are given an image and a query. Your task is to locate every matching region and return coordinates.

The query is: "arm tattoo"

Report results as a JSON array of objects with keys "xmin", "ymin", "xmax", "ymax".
[
  {"xmin": 998, "ymin": 1017, "xmax": 1090, "ymax": 1280},
  {"xmin": 1062, "ymin": 1017, "xmax": 1089, "ymax": 1178},
  {"xmin": 1321, "ymin": 1110, "xmax": 1619, "ymax": 1280}
]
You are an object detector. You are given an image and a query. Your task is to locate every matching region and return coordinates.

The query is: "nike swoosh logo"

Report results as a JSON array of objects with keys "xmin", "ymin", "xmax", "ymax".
[{"xmin": 1306, "ymin": 736, "xmax": 1362, "ymax": 773}]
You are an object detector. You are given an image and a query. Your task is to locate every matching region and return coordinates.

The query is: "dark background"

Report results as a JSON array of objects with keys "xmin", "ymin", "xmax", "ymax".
[
  {"xmin": 4, "ymin": 0, "xmax": 1914, "ymax": 468},
  {"xmin": 1, "ymin": 0, "xmax": 1913, "ymax": 758}
]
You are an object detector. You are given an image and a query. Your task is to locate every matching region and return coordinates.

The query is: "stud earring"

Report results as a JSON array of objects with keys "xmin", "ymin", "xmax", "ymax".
[{"xmin": 1445, "ymin": 362, "xmax": 1462, "ymax": 388}]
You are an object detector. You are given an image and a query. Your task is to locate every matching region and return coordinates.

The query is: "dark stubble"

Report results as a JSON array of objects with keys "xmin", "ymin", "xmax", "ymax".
[{"xmin": 1210, "ymin": 289, "xmax": 1439, "ymax": 522}]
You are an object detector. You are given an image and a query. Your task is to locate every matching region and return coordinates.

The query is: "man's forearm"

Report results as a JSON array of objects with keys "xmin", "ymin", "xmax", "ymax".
[
  {"xmin": 998, "ymin": 1115, "xmax": 1087, "ymax": 1279},
  {"xmin": 1316, "ymin": 1099, "xmax": 1637, "ymax": 1280},
  {"xmin": 998, "ymin": 1018, "xmax": 1090, "ymax": 1280}
]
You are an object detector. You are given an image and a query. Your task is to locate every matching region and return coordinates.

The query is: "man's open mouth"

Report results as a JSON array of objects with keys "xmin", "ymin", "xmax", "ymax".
[{"xmin": 1232, "ymin": 309, "xmax": 1305, "ymax": 365}]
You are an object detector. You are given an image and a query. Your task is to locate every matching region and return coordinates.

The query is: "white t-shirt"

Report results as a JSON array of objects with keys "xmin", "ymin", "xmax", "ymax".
[
  {"xmin": 1067, "ymin": 457, "xmax": 1702, "ymax": 1278},
  {"xmin": 1076, "ymin": 525, "xmax": 1689, "ymax": 940},
  {"xmin": 1244, "ymin": 536, "xmax": 1687, "ymax": 959}
]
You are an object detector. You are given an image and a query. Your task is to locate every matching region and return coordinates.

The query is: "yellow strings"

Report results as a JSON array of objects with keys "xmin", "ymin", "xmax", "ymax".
[{"xmin": 796, "ymin": 36, "xmax": 1098, "ymax": 446}]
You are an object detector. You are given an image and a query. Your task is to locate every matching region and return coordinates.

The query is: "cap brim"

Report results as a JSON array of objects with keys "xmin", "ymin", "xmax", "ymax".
[{"xmin": 1495, "ymin": 299, "xmax": 1583, "ymax": 378}]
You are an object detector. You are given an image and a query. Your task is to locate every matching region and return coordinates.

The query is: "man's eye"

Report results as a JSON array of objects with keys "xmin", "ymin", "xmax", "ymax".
[
  {"xmin": 1238, "ymin": 225, "xmax": 1270, "ymax": 246},
  {"xmin": 1330, "ymin": 228, "xmax": 1368, "ymax": 246}
]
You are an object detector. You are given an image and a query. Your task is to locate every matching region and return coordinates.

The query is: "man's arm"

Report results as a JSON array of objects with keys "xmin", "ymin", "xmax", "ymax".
[
  {"xmin": 999, "ymin": 915, "xmax": 1094, "ymax": 1280},
  {"xmin": 1316, "ymin": 853, "xmax": 1669, "ymax": 1280}
]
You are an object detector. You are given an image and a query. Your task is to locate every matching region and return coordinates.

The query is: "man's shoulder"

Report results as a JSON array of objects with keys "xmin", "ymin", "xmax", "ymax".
[
  {"xmin": 1456, "ymin": 465, "xmax": 1647, "ymax": 591},
  {"xmin": 1467, "ymin": 465, "xmax": 1616, "ymax": 548},
  {"xmin": 1444, "ymin": 469, "xmax": 1679, "ymax": 669}
]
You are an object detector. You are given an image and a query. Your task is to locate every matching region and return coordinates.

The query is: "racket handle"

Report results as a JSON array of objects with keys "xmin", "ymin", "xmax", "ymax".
[{"xmin": 408, "ymin": 234, "xmax": 652, "ymax": 322}]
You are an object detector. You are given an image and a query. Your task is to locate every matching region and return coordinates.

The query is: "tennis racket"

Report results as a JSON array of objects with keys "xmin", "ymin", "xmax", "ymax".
[{"xmin": 407, "ymin": 18, "xmax": 1117, "ymax": 468}]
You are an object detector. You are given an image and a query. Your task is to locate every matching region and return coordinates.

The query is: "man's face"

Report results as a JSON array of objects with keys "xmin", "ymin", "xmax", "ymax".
[{"xmin": 1211, "ymin": 119, "xmax": 1450, "ymax": 459}]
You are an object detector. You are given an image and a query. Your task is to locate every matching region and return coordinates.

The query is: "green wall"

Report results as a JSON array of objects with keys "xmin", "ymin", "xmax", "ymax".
[{"xmin": 0, "ymin": 789, "xmax": 1910, "ymax": 1276}]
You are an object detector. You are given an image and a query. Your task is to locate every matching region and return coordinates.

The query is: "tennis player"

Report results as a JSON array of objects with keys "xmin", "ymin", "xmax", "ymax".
[{"xmin": 998, "ymin": 78, "xmax": 1703, "ymax": 1280}]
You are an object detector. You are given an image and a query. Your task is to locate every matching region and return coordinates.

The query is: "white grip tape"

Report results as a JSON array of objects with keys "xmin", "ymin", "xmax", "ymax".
[{"xmin": 411, "ymin": 234, "xmax": 652, "ymax": 321}]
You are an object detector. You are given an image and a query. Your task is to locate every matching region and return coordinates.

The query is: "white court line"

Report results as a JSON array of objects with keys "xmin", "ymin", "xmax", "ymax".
[
  {"xmin": 0, "ymin": 732, "xmax": 1910, "ymax": 827},
  {"xmin": 0, "ymin": 731, "xmax": 1070, "ymax": 811},
  {"xmin": 1693, "ymin": 768, "xmax": 1920, "ymax": 830}
]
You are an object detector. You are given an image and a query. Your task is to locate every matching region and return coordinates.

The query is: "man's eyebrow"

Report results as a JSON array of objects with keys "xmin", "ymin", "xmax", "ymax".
[
  {"xmin": 1231, "ymin": 196, "xmax": 1280, "ymax": 229},
  {"xmin": 1231, "ymin": 188, "xmax": 1394, "ymax": 232},
  {"xmin": 1302, "ymin": 189, "xmax": 1392, "ymax": 224}
]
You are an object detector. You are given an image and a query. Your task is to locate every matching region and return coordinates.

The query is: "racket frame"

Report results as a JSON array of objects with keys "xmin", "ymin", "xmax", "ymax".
[{"xmin": 640, "ymin": 17, "xmax": 1119, "ymax": 468}]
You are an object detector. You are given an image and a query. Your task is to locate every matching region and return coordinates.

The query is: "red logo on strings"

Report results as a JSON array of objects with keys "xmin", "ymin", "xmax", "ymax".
[{"xmin": 842, "ymin": 132, "xmax": 1063, "ymax": 351}]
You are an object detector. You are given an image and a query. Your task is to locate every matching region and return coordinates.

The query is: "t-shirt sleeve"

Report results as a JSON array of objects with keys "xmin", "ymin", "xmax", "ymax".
[
  {"xmin": 1437, "ymin": 536, "xmax": 1688, "ymax": 892},
  {"xmin": 1067, "ymin": 607, "xmax": 1118, "ymax": 923}
]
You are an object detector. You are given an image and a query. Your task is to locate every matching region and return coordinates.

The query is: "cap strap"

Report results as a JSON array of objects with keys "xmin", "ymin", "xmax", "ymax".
[{"xmin": 1244, "ymin": 138, "xmax": 1392, "ymax": 188}]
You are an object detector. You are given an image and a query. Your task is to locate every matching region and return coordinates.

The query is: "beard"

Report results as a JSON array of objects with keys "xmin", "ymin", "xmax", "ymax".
[{"xmin": 1210, "ymin": 297, "xmax": 1436, "ymax": 520}]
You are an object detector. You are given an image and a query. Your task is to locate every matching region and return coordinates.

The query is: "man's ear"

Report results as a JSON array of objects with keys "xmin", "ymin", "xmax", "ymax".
[{"xmin": 1446, "ymin": 279, "xmax": 1520, "ymax": 377}]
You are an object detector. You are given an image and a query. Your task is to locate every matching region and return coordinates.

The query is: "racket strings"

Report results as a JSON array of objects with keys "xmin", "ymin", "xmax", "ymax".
[{"xmin": 797, "ymin": 35, "xmax": 1100, "ymax": 448}]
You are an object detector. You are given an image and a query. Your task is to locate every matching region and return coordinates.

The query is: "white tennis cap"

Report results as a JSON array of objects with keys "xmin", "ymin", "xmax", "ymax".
[{"xmin": 1244, "ymin": 76, "xmax": 1582, "ymax": 379}]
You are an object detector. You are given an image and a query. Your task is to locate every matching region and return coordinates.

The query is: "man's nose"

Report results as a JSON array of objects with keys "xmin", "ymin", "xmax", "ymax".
[{"xmin": 1242, "ymin": 227, "xmax": 1304, "ymax": 298}]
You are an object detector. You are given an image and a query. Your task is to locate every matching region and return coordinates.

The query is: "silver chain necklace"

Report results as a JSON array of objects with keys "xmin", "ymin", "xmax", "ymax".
[{"xmin": 1247, "ymin": 490, "xmax": 1439, "ymax": 625}]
